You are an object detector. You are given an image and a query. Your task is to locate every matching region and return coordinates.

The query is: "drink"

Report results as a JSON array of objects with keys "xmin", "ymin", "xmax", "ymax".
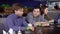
[
  {"xmin": 18, "ymin": 30, "xmax": 21, "ymax": 34},
  {"xmin": 8, "ymin": 28, "xmax": 14, "ymax": 34},
  {"xmin": 18, "ymin": 27, "xmax": 21, "ymax": 34}
]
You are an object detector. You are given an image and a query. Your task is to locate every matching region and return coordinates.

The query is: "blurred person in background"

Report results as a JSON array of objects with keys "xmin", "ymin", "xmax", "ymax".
[
  {"xmin": 41, "ymin": 5, "xmax": 54, "ymax": 23},
  {"xmin": 40, "ymin": 5, "xmax": 54, "ymax": 34},
  {"xmin": 23, "ymin": 7, "xmax": 31, "ymax": 17}
]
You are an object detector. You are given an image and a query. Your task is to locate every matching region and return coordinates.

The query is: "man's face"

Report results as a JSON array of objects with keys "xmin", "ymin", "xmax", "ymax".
[
  {"xmin": 33, "ymin": 8, "xmax": 40, "ymax": 17},
  {"xmin": 44, "ymin": 8, "xmax": 48, "ymax": 14},
  {"xmin": 15, "ymin": 8, "xmax": 23, "ymax": 16}
]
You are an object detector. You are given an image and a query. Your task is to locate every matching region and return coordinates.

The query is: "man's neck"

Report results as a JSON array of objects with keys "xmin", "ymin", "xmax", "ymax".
[{"xmin": 15, "ymin": 13, "xmax": 22, "ymax": 18}]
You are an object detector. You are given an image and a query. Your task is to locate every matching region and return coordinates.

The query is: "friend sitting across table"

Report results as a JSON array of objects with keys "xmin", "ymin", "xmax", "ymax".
[
  {"xmin": 40, "ymin": 5, "xmax": 54, "ymax": 23},
  {"xmin": 40, "ymin": 5, "xmax": 54, "ymax": 34},
  {"xmin": 26, "ymin": 6, "xmax": 49, "ymax": 29}
]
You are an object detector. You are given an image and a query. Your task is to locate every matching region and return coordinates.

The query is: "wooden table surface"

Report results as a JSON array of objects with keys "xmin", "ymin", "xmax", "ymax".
[{"xmin": 32, "ymin": 26, "xmax": 52, "ymax": 34}]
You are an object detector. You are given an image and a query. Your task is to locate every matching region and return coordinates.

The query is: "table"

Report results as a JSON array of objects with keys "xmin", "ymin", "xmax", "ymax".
[
  {"xmin": 31, "ymin": 24, "xmax": 60, "ymax": 34},
  {"xmin": 32, "ymin": 22, "xmax": 51, "ymax": 34},
  {"xmin": 25, "ymin": 23, "xmax": 60, "ymax": 34},
  {"xmin": 32, "ymin": 26, "xmax": 51, "ymax": 34}
]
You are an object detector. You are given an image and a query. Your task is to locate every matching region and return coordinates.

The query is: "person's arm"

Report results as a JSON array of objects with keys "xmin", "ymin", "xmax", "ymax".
[
  {"xmin": 26, "ymin": 13, "xmax": 35, "ymax": 24},
  {"xmin": 6, "ymin": 18, "xmax": 20, "ymax": 31},
  {"xmin": 40, "ymin": 16, "xmax": 48, "ymax": 22},
  {"xmin": 39, "ymin": 16, "xmax": 49, "ymax": 26},
  {"xmin": 48, "ymin": 19, "xmax": 54, "ymax": 23},
  {"xmin": 20, "ymin": 17, "xmax": 28, "ymax": 31}
]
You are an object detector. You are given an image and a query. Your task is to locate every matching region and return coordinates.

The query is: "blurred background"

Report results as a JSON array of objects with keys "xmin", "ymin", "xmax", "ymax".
[
  {"xmin": 0, "ymin": 0, "xmax": 60, "ymax": 18},
  {"xmin": 0, "ymin": 0, "xmax": 60, "ymax": 34}
]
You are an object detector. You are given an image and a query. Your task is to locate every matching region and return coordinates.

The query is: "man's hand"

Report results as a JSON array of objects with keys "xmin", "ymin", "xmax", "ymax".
[
  {"xmin": 28, "ymin": 23, "xmax": 34, "ymax": 31},
  {"xmin": 30, "ymin": 26, "xmax": 34, "ymax": 31},
  {"xmin": 40, "ymin": 22, "xmax": 49, "ymax": 26},
  {"xmin": 34, "ymin": 22, "xmax": 40, "ymax": 27}
]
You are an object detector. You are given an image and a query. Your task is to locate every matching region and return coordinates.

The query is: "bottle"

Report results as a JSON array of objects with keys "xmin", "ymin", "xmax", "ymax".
[
  {"xmin": 3, "ymin": 30, "xmax": 7, "ymax": 34},
  {"xmin": 8, "ymin": 28, "xmax": 14, "ymax": 34},
  {"xmin": 18, "ymin": 27, "xmax": 21, "ymax": 34}
]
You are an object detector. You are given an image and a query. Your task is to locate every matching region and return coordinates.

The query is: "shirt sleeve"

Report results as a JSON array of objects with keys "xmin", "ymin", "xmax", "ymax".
[
  {"xmin": 20, "ymin": 17, "xmax": 28, "ymax": 31},
  {"xmin": 26, "ymin": 13, "xmax": 35, "ymax": 24},
  {"xmin": 40, "ymin": 16, "xmax": 48, "ymax": 22}
]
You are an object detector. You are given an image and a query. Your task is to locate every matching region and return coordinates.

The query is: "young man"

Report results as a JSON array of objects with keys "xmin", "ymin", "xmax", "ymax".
[
  {"xmin": 26, "ymin": 6, "xmax": 48, "ymax": 27},
  {"xmin": 6, "ymin": 3, "xmax": 28, "ymax": 34}
]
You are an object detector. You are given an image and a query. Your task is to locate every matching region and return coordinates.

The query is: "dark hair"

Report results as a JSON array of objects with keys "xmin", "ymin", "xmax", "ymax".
[
  {"xmin": 12, "ymin": 3, "xmax": 23, "ymax": 11},
  {"xmin": 32, "ymin": 6, "xmax": 41, "ymax": 12},
  {"xmin": 40, "ymin": 5, "xmax": 48, "ymax": 15}
]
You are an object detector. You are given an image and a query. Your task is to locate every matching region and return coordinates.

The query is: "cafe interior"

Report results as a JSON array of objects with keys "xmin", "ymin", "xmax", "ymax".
[{"xmin": 0, "ymin": 0, "xmax": 60, "ymax": 34}]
